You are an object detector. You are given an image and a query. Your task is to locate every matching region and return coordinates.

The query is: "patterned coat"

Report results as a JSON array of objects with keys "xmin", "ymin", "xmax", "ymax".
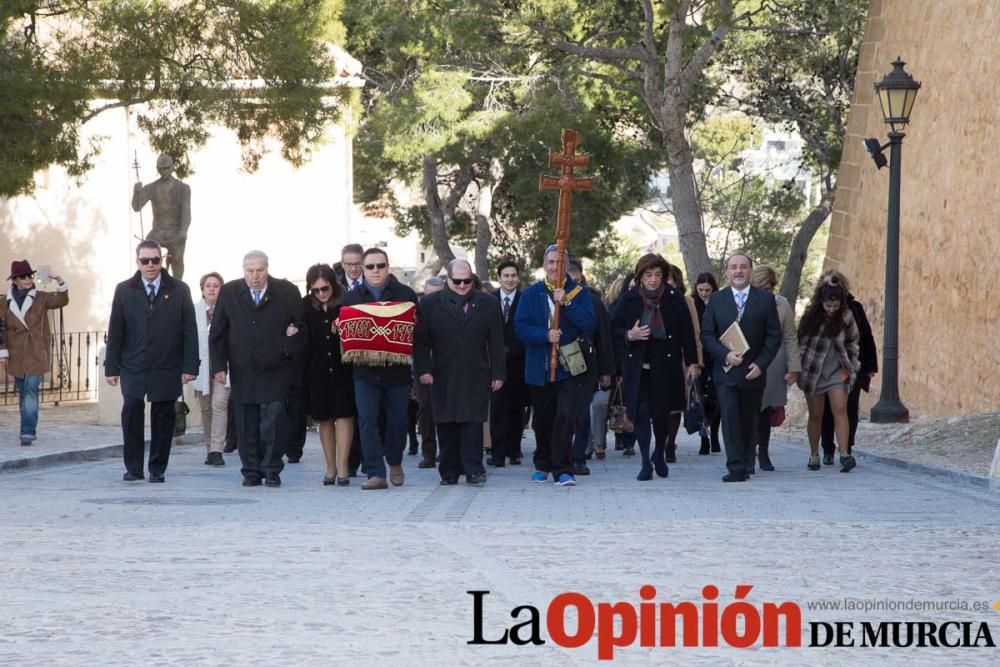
[{"xmin": 796, "ymin": 309, "xmax": 860, "ymax": 396}]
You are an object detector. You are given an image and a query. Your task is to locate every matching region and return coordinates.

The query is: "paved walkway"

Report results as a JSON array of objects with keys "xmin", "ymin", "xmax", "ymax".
[{"xmin": 2, "ymin": 422, "xmax": 999, "ymax": 665}]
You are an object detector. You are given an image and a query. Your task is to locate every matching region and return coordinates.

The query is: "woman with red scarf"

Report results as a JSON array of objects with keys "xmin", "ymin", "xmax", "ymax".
[{"xmin": 611, "ymin": 254, "xmax": 699, "ymax": 481}]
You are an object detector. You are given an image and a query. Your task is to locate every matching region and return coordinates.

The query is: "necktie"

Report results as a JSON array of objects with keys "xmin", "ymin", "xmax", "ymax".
[
  {"xmin": 206, "ymin": 306, "xmax": 214, "ymax": 325},
  {"xmin": 352, "ymin": 280, "xmax": 359, "ymax": 291},
  {"xmin": 147, "ymin": 284, "xmax": 156, "ymax": 304},
  {"xmin": 503, "ymin": 296, "xmax": 511, "ymax": 321},
  {"xmin": 253, "ymin": 290, "xmax": 262, "ymax": 306},
  {"xmin": 736, "ymin": 291, "xmax": 746, "ymax": 319}
]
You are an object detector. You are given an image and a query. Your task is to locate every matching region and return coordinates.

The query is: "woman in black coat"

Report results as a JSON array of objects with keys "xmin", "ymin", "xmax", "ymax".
[
  {"xmin": 303, "ymin": 264, "xmax": 355, "ymax": 486},
  {"xmin": 612, "ymin": 254, "xmax": 699, "ymax": 481},
  {"xmin": 692, "ymin": 271, "xmax": 721, "ymax": 455}
]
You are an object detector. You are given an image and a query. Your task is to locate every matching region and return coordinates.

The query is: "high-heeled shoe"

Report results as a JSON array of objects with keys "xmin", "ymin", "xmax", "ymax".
[
  {"xmin": 637, "ymin": 464, "xmax": 653, "ymax": 481},
  {"xmin": 336, "ymin": 476, "xmax": 350, "ymax": 486},
  {"xmin": 808, "ymin": 454, "xmax": 821, "ymax": 471}
]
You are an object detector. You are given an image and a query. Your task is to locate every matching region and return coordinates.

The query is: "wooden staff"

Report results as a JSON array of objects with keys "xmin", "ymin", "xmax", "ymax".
[{"xmin": 538, "ymin": 129, "xmax": 594, "ymax": 381}]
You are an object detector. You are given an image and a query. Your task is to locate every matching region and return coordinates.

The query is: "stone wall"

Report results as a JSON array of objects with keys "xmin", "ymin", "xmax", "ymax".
[{"xmin": 826, "ymin": 0, "xmax": 1000, "ymax": 417}]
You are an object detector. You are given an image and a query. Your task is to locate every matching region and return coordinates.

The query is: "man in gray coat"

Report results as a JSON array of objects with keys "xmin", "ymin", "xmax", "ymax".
[
  {"xmin": 105, "ymin": 240, "xmax": 199, "ymax": 483},
  {"xmin": 210, "ymin": 250, "xmax": 304, "ymax": 488},
  {"xmin": 414, "ymin": 259, "xmax": 505, "ymax": 485}
]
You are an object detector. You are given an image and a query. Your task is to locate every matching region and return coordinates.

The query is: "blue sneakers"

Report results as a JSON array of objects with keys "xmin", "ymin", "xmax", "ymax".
[
  {"xmin": 531, "ymin": 471, "xmax": 548, "ymax": 483},
  {"xmin": 556, "ymin": 474, "xmax": 576, "ymax": 487}
]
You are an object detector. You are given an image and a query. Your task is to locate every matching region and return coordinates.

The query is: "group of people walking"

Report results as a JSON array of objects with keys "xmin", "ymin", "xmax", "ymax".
[{"xmin": 1, "ymin": 242, "xmax": 876, "ymax": 488}]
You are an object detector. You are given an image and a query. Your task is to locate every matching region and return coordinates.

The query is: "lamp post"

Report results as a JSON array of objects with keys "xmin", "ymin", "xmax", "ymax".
[{"xmin": 868, "ymin": 58, "xmax": 920, "ymax": 424}]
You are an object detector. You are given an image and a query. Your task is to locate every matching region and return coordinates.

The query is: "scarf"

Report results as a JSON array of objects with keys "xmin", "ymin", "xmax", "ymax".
[
  {"xmin": 12, "ymin": 285, "xmax": 31, "ymax": 309},
  {"xmin": 639, "ymin": 285, "xmax": 667, "ymax": 340},
  {"xmin": 446, "ymin": 287, "xmax": 473, "ymax": 315}
]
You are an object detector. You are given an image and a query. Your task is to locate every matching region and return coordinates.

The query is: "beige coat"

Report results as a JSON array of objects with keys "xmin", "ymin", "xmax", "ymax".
[
  {"xmin": 0, "ymin": 285, "xmax": 69, "ymax": 377},
  {"xmin": 761, "ymin": 294, "xmax": 802, "ymax": 409}
]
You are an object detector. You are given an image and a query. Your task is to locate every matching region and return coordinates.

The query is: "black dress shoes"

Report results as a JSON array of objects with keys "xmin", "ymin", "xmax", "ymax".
[
  {"xmin": 508, "ymin": 456, "xmax": 522, "ymax": 465},
  {"xmin": 418, "ymin": 458, "xmax": 436, "ymax": 469},
  {"xmin": 722, "ymin": 472, "xmax": 748, "ymax": 482},
  {"xmin": 665, "ymin": 447, "xmax": 677, "ymax": 463},
  {"xmin": 148, "ymin": 474, "xmax": 165, "ymax": 483},
  {"xmin": 205, "ymin": 451, "xmax": 225, "ymax": 466},
  {"xmin": 122, "ymin": 472, "xmax": 144, "ymax": 482},
  {"xmin": 223, "ymin": 442, "xmax": 238, "ymax": 453},
  {"xmin": 265, "ymin": 474, "xmax": 282, "ymax": 487},
  {"xmin": 242, "ymin": 477, "xmax": 262, "ymax": 487},
  {"xmin": 486, "ymin": 458, "xmax": 505, "ymax": 468},
  {"xmin": 571, "ymin": 463, "xmax": 591, "ymax": 476},
  {"xmin": 439, "ymin": 477, "xmax": 459, "ymax": 485},
  {"xmin": 466, "ymin": 473, "xmax": 487, "ymax": 485}
]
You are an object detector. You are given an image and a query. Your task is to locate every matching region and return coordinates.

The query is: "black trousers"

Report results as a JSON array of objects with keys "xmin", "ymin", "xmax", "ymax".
[
  {"xmin": 122, "ymin": 396, "xmax": 175, "ymax": 477},
  {"xmin": 415, "ymin": 382, "xmax": 437, "ymax": 461},
  {"xmin": 530, "ymin": 375, "xmax": 593, "ymax": 478},
  {"xmin": 437, "ymin": 421, "xmax": 485, "ymax": 480},
  {"xmin": 285, "ymin": 384, "xmax": 308, "ymax": 461},
  {"xmin": 235, "ymin": 401, "xmax": 286, "ymax": 480},
  {"xmin": 821, "ymin": 383, "xmax": 861, "ymax": 455},
  {"xmin": 716, "ymin": 383, "xmax": 764, "ymax": 476},
  {"xmin": 490, "ymin": 385, "xmax": 524, "ymax": 461}
]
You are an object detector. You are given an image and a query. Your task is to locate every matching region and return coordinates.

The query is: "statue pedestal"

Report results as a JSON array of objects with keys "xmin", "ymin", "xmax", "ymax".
[{"xmin": 97, "ymin": 346, "xmax": 201, "ymax": 428}]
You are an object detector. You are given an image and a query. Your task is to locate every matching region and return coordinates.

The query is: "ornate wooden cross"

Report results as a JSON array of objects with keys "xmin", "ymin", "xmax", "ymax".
[{"xmin": 539, "ymin": 129, "xmax": 594, "ymax": 381}]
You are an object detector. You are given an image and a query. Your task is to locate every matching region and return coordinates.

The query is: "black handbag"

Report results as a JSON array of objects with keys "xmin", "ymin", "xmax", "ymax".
[
  {"xmin": 174, "ymin": 399, "xmax": 191, "ymax": 437},
  {"xmin": 683, "ymin": 378, "xmax": 706, "ymax": 436}
]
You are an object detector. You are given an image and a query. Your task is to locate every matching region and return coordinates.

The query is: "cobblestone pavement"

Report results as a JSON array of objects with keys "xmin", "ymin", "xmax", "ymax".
[{"xmin": 2, "ymin": 429, "xmax": 999, "ymax": 666}]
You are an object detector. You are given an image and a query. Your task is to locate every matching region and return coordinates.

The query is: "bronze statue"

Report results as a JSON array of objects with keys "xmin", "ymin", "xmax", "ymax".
[{"xmin": 131, "ymin": 154, "xmax": 192, "ymax": 279}]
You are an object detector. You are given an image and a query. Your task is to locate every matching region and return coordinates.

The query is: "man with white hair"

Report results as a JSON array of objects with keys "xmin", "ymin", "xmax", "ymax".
[{"xmin": 210, "ymin": 250, "xmax": 305, "ymax": 488}]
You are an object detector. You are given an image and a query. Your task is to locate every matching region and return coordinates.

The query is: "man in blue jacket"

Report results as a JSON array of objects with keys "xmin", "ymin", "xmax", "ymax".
[{"xmin": 515, "ymin": 246, "xmax": 596, "ymax": 486}]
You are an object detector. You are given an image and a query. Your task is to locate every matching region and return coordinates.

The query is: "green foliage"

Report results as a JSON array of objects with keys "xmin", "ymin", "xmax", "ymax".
[
  {"xmin": 586, "ymin": 232, "xmax": 643, "ymax": 294},
  {"xmin": 344, "ymin": 0, "xmax": 661, "ymax": 271},
  {"xmin": 0, "ymin": 0, "xmax": 347, "ymax": 196}
]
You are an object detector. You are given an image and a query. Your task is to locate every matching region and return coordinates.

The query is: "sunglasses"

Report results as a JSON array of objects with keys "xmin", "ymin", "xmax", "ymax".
[
  {"xmin": 450, "ymin": 278, "xmax": 474, "ymax": 285},
  {"xmin": 138, "ymin": 256, "xmax": 162, "ymax": 265},
  {"xmin": 12, "ymin": 273, "xmax": 35, "ymax": 281},
  {"xmin": 364, "ymin": 262, "xmax": 388, "ymax": 270},
  {"xmin": 310, "ymin": 285, "xmax": 332, "ymax": 295}
]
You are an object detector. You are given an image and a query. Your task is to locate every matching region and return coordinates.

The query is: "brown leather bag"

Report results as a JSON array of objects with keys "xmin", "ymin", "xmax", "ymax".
[{"xmin": 607, "ymin": 382, "xmax": 633, "ymax": 433}]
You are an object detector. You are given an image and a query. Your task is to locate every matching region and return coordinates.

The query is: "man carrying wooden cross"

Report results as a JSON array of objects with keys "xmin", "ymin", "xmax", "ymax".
[{"xmin": 515, "ymin": 245, "xmax": 596, "ymax": 487}]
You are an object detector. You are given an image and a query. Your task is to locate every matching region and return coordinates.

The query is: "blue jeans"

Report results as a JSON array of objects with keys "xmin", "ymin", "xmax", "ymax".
[
  {"xmin": 15, "ymin": 375, "xmax": 43, "ymax": 439},
  {"xmin": 353, "ymin": 380, "xmax": 410, "ymax": 479}
]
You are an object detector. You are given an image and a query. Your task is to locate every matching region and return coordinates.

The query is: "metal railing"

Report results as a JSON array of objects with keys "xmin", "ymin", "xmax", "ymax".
[{"xmin": 1, "ymin": 330, "xmax": 106, "ymax": 406}]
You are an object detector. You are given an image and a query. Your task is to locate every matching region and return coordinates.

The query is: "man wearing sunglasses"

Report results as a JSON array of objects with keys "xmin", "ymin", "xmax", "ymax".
[
  {"xmin": 0, "ymin": 259, "xmax": 69, "ymax": 446},
  {"xmin": 414, "ymin": 259, "xmax": 505, "ymax": 485},
  {"xmin": 105, "ymin": 241, "xmax": 199, "ymax": 482},
  {"xmin": 341, "ymin": 248, "xmax": 419, "ymax": 490}
]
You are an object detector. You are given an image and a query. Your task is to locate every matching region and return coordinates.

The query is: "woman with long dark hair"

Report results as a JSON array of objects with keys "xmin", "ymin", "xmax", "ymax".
[
  {"xmin": 691, "ymin": 271, "xmax": 721, "ymax": 455},
  {"xmin": 303, "ymin": 263, "xmax": 356, "ymax": 485},
  {"xmin": 612, "ymin": 254, "xmax": 698, "ymax": 480},
  {"xmin": 797, "ymin": 276, "xmax": 860, "ymax": 473}
]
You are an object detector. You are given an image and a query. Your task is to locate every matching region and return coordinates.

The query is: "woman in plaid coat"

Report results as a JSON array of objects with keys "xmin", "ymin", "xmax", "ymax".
[{"xmin": 797, "ymin": 277, "xmax": 860, "ymax": 473}]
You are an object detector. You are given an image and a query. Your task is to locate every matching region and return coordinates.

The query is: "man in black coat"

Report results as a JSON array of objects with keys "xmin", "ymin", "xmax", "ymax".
[
  {"xmin": 334, "ymin": 243, "xmax": 366, "ymax": 475},
  {"xmin": 700, "ymin": 253, "xmax": 781, "ymax": 482},
  {"xmin": 210, "ymin": 250, "xmax": 305, "ymax": 487},
  {"xmin": 341, "ymin": 248, "xmax": 419, "ymax": 490},
  {"xmin": 105, "ymin": 240, "xmax": 199, "ymax": 483},
  {"xmin": 415, "ymin": 259, "xmax": 505, "ymax": 485},
  {"xmin": 488, "ymin": 261, "xmax": 529, "ymax": 467},
  {"xmin": 567, "ymin": 259, "xmax": 614, "ymax": 475}
]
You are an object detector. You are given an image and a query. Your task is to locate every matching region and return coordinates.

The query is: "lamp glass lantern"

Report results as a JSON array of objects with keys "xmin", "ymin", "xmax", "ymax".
[{"xmin": 875, "ymin": 57, "xmax": 921, "ymax": 132}]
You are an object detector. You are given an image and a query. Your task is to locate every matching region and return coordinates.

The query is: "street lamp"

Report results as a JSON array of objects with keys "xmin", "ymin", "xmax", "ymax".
[{"xmin": 866, "ymin": 57, "xmax": 920, "ymax": 424}]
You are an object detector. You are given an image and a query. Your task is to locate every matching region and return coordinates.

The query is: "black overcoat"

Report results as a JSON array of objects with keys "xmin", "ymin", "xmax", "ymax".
[
  {"xmin": 612, "ymin": 285, "xmax": 698, "ymax": 417},
  {"xmin": 105, "ymin": 270, "xmax": 199, "ymax": 402},
  {"xmin": 493, "ymin": 289, "xmax": 530, "ymax": 409},
  {"xmin": 413, "ymin": 289, "xmax": 505, "ymax": 423},
  {"xmin": 209, "ymin": 277, "xmax": 305, "ymax": 404}
]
